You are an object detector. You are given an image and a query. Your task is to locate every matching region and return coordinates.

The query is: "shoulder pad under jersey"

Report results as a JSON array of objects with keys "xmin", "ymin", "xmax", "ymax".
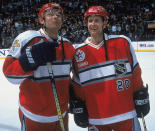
[
  {"xmin": 108, "ymin": 34, "xmax": 137, "ymax": 66},
  {"xmin": 9, "ymin": 30, "xmax": 44, "ymax": 58},
  {"xmin": 108, "ymin": 35, "xmax": 132, "ymax": 44}
]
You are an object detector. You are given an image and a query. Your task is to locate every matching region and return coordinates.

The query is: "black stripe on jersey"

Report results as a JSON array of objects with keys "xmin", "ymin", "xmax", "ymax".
[
  {"xmin": 132, "ymin": 63, "xmax": 139, "ymax": 73},
  {"xmin": 5, "ymin": 74, "xmax": 33, "ymax": 79},
  {"xmin": 31, "ymin": 75, "xmax": 70, "ymax": 82},
  {"xmin": 52, "ymin": 60, "xmax": 72, "ymax": 65}
]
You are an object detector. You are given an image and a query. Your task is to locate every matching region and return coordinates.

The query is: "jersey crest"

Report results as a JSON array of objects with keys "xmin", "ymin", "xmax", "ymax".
[
  {"xmin": 9, "ymin": 39, "xmax": 22, "ymax": 57},
  {"xmin": 75, "ymin": 49, "xmax": 85, "ymax": 62},
  {"xmin": 10, "ymin": 39, "xmax": 20, "ymax": 51}
]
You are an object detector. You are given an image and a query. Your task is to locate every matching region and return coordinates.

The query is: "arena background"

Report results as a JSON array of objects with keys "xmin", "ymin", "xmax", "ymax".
[{"xmin": 0, "ymin": 0, "xmax": 154, "ymax": 48}]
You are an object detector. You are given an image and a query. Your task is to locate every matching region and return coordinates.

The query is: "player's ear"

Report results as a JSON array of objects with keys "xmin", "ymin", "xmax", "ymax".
[
  {"xmin": 103, "ymin": 20, "xmax": 108, "ymax": 29},
  {"xmin": 39, "ymin": 17, "xmax": 45, "ymax": 25}
]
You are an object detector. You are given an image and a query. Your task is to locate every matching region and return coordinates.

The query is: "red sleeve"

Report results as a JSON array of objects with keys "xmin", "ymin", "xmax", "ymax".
[
  {"xmin": 132, "ymin": 64, "xmax": 144, "ymax": 92},
  {"xmin": 125, "ymin": 39, "xmax": 144, "ymax": 92},
  {"xmin": 3, "ymin": 57, "xmax": 33, "ymax": 76},
  {"xmin": 70, "ymin": 56, "xmax": 86, "ymax": 101},
  {"xmin": 71, "ymin": 80, "xmax": 85, "ymax": 101},
  {"xmin": 3, "ymin": 56, "xmax": 33, "ymax": 84}
]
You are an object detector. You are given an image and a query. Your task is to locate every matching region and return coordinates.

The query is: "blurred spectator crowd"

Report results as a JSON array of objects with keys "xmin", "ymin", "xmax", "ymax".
[{"xmin": 0, "ymin": 0, "xmax": 155, "ymax": 48}]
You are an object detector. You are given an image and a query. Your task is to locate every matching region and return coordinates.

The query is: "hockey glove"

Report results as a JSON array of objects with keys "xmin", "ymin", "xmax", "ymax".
[
  {"xmin": 19, "ymin": 41, "xmax": 58, "ymax": 72},
  {"xmin": 69, "ymin": 98, "xmax": 89, "ymax": 128},
  {"xmin": 133, "ymin": 84, "xmax": 150, "ymax": 118},
  {"xmin": 69, "ymin": 85, "xmax": 88, "ymax": 128}
]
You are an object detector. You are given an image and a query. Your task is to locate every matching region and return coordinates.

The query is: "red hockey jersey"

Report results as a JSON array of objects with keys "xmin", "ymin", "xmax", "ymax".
[
  {"xmin": 72, "ymin": 35, "xmax": 143, "ymax": 125},
  {"xmin": 3, "ymin": 29, "xmax": 75, "ymax": 123}
]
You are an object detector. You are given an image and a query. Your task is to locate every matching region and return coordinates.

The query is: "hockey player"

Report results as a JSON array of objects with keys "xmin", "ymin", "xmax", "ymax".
[
  {"xmin": 69, "ymin": 6, "xmax": 150, "ymax": 131},
  {"xmin": 3, "ymin": 3, "xmax": 75, "ymax": 131}
]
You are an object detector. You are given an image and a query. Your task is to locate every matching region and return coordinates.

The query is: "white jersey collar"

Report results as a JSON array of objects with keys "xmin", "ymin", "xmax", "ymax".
[
  {"xmin": 84, "ymin": 33, "xmax": 108, "ymax": 49},
  {"xmin": 85, "ymin": 37, "xmax": 104, "ymax": 49},
  {"xmin": 39, "ymin": 28, "xmax": 58, "ymax": 42},
  {"xmin": 84, "ymin": 34, "xmax": 108, "ymax": 49}
]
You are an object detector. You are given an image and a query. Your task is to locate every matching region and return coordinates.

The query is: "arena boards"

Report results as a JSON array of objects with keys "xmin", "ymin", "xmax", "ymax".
[{"xmin": 0, "ymin": 41, "xmax": 155, "ymax": 60}]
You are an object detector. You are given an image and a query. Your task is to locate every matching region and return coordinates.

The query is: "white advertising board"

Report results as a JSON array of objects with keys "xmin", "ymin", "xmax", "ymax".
[{"xmin": 0, "ymin": 41, "xmax": 155, "ymax": 59}]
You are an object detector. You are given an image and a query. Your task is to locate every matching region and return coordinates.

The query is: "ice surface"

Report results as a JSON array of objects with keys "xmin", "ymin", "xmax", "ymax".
[{"xmin": 0, "ymin": 52, "xmax": 154, "ymax": 131}]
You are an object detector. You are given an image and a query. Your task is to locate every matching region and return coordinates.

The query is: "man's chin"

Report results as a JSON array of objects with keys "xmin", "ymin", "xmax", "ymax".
[
  {"xmin": 48, "ymin": 26, "xmax": 61, "ymax": 31},
  {"xmin": 90, "ymin": 32, "xmax": 98, "ymax": 36}
]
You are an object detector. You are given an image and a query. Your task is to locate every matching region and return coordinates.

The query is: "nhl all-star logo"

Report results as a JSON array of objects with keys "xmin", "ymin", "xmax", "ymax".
[
  {"xmin": 114, "ymin": 61, "xmax": 127, "ymax": 76},
  {"xmin": 75, "ymin": 49, "xmax": 85, "ymax": 62}
]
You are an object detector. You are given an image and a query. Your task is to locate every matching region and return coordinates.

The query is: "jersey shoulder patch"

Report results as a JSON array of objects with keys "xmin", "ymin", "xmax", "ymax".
[{"xmin": 9, "ymin": 30, "xmax": 43, "ymax": 58}]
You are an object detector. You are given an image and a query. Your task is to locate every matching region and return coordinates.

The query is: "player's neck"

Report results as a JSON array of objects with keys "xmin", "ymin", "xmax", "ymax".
[
  {"xmin": 90, "ymin": 35, "xmax": 103, "ymax": 45},
  {"xmin": 43, "ymin": 28, "xmax": 58, "ymax": 40}
]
